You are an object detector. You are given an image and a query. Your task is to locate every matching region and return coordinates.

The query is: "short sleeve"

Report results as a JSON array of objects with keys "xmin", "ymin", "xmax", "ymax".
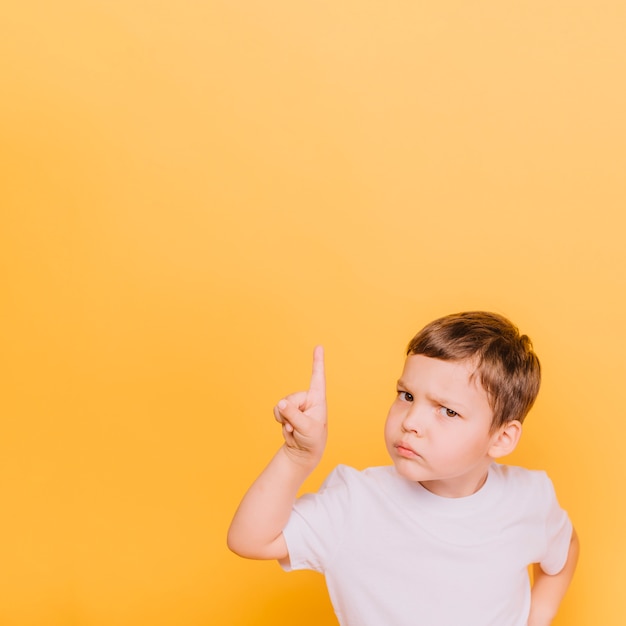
[
  {"xmin": 281, "ymin": 465, "xmax": 354, "ymax": 573},
  {"xmin": 539, "ymin": 473, "xmax": 573, "ymax": 575}
]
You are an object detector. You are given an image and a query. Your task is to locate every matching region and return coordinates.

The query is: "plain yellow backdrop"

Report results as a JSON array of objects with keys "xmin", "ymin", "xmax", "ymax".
[{"xmin": 1, "ymin": 1, "xmax": 625, "ymax": 624}]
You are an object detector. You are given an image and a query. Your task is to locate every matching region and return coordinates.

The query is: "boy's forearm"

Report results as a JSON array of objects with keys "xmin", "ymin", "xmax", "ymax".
[
  {"xmin": 227, "ymin": 445, "xmax": 316, "ymax": 560},
  {"xmin": 528, "ymin": 528, "xmax": 579, "ymax": 626}
]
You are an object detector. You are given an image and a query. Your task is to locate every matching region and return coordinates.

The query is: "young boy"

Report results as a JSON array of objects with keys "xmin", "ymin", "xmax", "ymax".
[{"xmin": 227, "ymin": 311, "xmax": 578, "ymax": 626}]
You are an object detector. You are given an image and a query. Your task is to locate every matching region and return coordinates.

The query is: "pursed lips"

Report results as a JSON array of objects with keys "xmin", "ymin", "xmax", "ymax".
[{"xmin": 396, "ymin": 441, "xmax": 421, "ymax": 459}]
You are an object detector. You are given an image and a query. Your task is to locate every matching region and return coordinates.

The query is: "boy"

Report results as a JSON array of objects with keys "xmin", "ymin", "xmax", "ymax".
[{"xmin": 227, "ymin": 311, "xmax": 578, "ymax": 626}]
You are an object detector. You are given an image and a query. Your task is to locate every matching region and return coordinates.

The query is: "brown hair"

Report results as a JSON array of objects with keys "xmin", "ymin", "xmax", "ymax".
[{"xmin": 406, "ymin": 311, "xmax": 541, "ymax": 429}]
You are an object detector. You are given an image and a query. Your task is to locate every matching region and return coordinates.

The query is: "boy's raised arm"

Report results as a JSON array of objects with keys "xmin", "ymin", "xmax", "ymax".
[{"xmin": 227, "ymin": 346, "xmax": 327, "ymax": 561}]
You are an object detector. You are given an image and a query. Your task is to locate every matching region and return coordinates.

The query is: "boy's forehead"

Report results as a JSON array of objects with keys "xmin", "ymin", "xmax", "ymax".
[{"xmin": 401, "ymin": 354, "xmax": 488, "ymax": 396}]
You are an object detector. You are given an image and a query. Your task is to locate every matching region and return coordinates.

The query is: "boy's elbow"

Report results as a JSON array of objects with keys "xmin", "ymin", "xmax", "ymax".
[
  {"xmin": 226, "ymin": 526, "xmax": 249, "ymax": 558},
  {"xmin": 226, "ymin": 527, "xmax": 288, "ymax": 561}
]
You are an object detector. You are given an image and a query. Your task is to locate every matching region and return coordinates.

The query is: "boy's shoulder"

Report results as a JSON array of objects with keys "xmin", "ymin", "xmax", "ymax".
[
  {"xmin": 490, "ymin": 463, "xmax": 563, "ymax": 514},
  {"xmin": 320, "ymin": 463, "xmax": 393, "ymax": 488},
  {"xmin": 491, "ymin": 461, "xmax": 549, "ymax": 481},
  {"xmin": 324, "ymin": 463, "xmax": 402, "ymax": 481},
  {"xmin": 491, "ymin": 462, "xmax": 554, "ymax": 490},
  {"xmin": 317, "ymin": 464, "xmax": 402, "ymax": 498}
]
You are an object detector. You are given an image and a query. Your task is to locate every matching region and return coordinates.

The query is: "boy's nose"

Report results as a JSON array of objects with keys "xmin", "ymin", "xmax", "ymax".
[{"xmin": 401, "ymin": 406, "xmax": 426, "ymax": 437}]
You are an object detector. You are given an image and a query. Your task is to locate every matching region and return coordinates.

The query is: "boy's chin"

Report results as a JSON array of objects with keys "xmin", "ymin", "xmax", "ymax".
[{"xmin": 391, "ymin": 459, "xmax": 429, "ymax": 483}]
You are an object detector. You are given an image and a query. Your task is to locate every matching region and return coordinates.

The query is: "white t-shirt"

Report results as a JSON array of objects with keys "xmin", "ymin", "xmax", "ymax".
[{"xmin": 282, "ymin": 463, "xmax": 572, "ymax": 626}]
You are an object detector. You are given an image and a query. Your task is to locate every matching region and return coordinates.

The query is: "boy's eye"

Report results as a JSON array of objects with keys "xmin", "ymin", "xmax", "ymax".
[
  {"xmin": 398, "ymin": 391, "xmax": 414, "ymax": 402},
  {"xmin": 438, "ymin": 406, "xmax": 459, "ymax": 418}
]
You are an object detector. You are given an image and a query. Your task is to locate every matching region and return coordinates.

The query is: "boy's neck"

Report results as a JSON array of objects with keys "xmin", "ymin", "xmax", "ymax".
[{"xmin": 418, "ymin": 467, "xmax": 491, "ymax": 498}]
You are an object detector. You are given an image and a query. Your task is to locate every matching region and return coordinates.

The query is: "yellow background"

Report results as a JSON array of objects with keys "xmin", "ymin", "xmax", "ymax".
[{"xmin": 1, "ymin": 1, "xmax": 624, "ymax": 624}]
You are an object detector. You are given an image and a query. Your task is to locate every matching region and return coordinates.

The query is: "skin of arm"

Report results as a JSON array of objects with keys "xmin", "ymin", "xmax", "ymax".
[
  {"xmin": 226, "ymin": 346, "xmax": 327, "ymax": 561},
  {"xmin": 527, "ymin": 528, "xmax": 580, "ymax": 626}
]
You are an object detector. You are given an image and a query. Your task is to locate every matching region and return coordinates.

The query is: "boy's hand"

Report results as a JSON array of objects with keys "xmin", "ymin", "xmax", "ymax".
[{"xmin": 273, "ymin": 346, "xmax": 327, "ymax": 467}]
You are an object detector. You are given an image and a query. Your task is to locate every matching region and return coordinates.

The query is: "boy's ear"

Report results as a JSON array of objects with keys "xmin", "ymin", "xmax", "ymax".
[{"xmin": 489, "ymin": 420, "xmax": 522, "ymax": 459}]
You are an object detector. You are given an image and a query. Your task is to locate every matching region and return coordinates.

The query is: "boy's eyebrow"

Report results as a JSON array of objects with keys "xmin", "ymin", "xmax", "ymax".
[
  {"xmin": 432, "ymin": 395, "xmax": 469, "ymax": 414},
  {"xmin": 396, "ymin": 379, "xmax": 469, "ymax": 413}
]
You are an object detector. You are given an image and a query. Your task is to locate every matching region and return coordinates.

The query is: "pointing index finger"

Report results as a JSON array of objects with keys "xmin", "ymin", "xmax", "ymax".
[{"xmin": 308, "ymin": 345, "xmax": 326, "ymax": 401}]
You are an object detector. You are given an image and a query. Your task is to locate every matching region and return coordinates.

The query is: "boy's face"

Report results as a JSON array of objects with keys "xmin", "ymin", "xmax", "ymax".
[{"xmin": 384, "ymin": 354, "xmax": 505, "ymax": 498}]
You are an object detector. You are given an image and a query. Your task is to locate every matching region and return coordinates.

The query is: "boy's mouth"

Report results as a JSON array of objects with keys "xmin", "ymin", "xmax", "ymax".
[{"xmin": 396, "ymin": 442, "xmax": 421, "ymax": 459}]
